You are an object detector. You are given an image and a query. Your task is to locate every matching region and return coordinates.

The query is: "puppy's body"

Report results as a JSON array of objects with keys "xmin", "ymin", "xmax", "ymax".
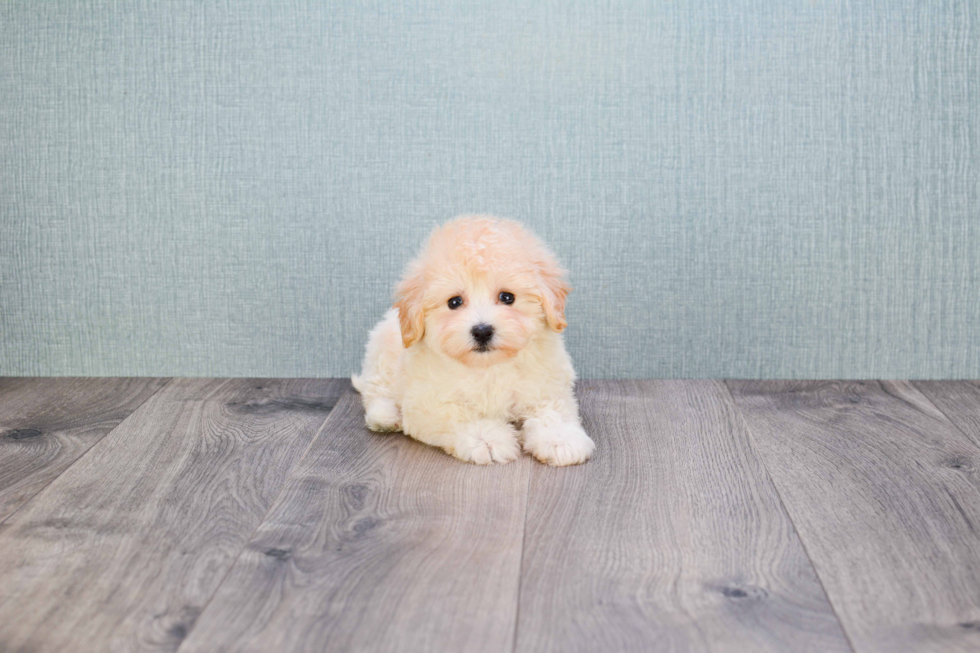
[{"xmin": 353, "ymin": 216, "xmax": 594, "ymax": 466}]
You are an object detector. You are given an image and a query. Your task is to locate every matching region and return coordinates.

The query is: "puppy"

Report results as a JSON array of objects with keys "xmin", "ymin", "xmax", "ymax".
[{"xmin": 352, "ymin": 215, "xmax": 594, "ymax": 466}]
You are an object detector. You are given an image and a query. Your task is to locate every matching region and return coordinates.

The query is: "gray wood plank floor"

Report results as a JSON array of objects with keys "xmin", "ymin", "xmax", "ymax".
[
  {"xmin": 915, "ymin": 381, "xmax": 980, "ymax": 448},
  {"xmin": 180, "ymin": 391, "xmax": 529, "ymax": 653},
  {"xmin": 0, "ymin": 378, "xmax": 346, "ymax": 653},
  {"xmin": 0, "ymin": 378, "xmax": 978, "ymax": 653},
  {"xmin": 727, "ymin": 381, "xmax": 980, "ymax": 653},
  {"xmin": 516, "ymin": 381, "xmax": 850, "ymax": 653},
  {"xmin": 0, "ymin": 377, "xmax": 170, "ymax": 523}
]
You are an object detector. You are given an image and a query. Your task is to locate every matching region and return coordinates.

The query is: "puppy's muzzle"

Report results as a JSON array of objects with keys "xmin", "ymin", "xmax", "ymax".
[{"xmin": 471, "ymin": 323, "xmax": 494, "ymax": 350}]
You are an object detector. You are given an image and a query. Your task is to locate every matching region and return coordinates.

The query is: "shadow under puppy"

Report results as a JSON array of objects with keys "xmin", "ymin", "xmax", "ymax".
[{"xmin": 353, "ymin": 215, "xmax": 595, "ymax": 466}]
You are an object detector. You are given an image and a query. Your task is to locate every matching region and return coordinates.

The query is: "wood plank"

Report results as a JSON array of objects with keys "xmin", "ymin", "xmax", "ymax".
[
  {"xmin": 0, "ymin": 377, "xmax": 346, "ymax": 653},
  {"xmin": 914, "ymin": 381, "xmax": 980, "ymax": 447},
  {"xmin": 0, "ymin": 377, "xmax": 170, "ymax": 523},
  {"xmin": 727, "ymin": 381, "xmax": 980, "ymax": 653},
  {"xmin": 515, "ymin": 380, "xmax": 851, "ymax": 653},
  {"xmin": 179, "ymin": 390, "xmax": 530, "ymax": 653}
]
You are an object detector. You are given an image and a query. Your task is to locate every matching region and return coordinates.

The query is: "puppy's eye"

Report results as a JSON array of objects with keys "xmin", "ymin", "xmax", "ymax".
[
  {"xmin": 498, "ymin": 291, "xmax": 515, "ymax": 305},
  {"xmin": 448, "ymin": 296, "xmax": 463, "ymax": 310}
]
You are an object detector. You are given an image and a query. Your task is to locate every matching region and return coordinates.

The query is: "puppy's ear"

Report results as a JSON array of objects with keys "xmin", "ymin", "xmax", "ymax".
[
  {"xmin": 538, "ymin": 262, "xmax": 571, "ymax": 332},
  {"xmin": 393, "ymin": 262, "xmax": 426, "ymax": 347}
]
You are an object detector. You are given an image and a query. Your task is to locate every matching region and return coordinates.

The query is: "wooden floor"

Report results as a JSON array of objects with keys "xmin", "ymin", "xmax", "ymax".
[{"xmin": 1, "ymin": 379, "xmax": 979, "ymax": 653}]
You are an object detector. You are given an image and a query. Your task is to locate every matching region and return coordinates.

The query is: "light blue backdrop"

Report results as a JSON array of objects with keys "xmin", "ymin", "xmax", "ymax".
[{"xmin": 2, "ymin": 1, "xmax": 978, "ymax": 378}]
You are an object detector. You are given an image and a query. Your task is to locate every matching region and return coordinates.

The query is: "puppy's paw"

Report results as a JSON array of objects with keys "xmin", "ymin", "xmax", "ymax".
[
  {"xmin": 522, "ymin": 418, "xmax": 595, "ymax": 466},
  {"xmin": 452, "ymin": 420, "xmax": 522, "ymax": 465},
  {"xmin": 365, "ymin": 398, "xmax": 402, "ymax": 433}
]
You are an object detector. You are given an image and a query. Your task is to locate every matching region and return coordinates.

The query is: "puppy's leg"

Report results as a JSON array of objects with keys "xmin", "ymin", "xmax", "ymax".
[
  {"xmin": 403, "ymin": 407, "xmax": 522, "ymax": 465},
  {"xmin": 522, "ymin": 400, "xmax": 595, "ymax": 466},
  {"xmin": 363, "ymin": 396, "xmax": 401, "ymax": 433},
  {"xmin": 353, "ymin": 309, "xmax": 404, "ymax": 433},
  {"xmin": 451, "ymin": 419, "xmax": 522, "ymax": 465}
]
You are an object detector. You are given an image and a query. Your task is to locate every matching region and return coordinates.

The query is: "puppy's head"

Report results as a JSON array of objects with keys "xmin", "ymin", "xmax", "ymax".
[{"xmin": 393, "ymin": 215, "xmax": 570, "ymax": 367}]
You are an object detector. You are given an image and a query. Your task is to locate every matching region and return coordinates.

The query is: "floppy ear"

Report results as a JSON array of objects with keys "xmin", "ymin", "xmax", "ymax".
[
  {"xmin": 538, "ymin": 263, "xmax": 571, "ymax": 332},
  {"xmin": 393, "ymin": 263, "xmax": 427, "ymax": 347}
]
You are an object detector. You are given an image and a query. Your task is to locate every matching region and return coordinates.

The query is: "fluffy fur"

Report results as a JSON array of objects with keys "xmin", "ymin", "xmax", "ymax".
[{"xmin": 352, "ymin": 215, "xmax": 595, "ymax": 466}]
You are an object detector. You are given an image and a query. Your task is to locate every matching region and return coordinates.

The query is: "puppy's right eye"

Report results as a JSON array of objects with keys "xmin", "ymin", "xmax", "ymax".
[{"xmin": 447, "ymin": 296, "xmax": 463, "ymax": 310}]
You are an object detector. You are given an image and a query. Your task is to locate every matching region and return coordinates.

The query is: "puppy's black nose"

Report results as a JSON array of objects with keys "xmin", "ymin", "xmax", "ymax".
[{"xmin": 471, "ymin": 323, "xmax": 494, "ymax": 345}]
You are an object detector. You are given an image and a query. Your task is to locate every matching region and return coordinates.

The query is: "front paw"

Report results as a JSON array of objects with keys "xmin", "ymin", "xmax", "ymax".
[
  {"xmin": 452, "ymin": 420, "xmax": 522, "ymax": 465},
  {"xmin": 522, "ymin": 418, "xmax": 595, "ymax": 466}
]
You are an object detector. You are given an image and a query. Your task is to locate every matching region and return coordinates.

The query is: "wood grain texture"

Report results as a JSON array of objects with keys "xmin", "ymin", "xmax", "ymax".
[
  {"xmin": 179, "ymin": 390, "xmax": 530, "ymax": 653},
  {"xmin": 914, "ymin": 381, "xmax": 980, "ymax": 448},
  {"xmin": 0, "ymin": 377, "xmax": 170, "ymax": 523},
  {"xmin": 515, "ymin": 380, "xmax": 851, "ymax": 653},
  {"xmin": 0, "ymin": 377, "xmax": 346, "ymax": 653},
  {"xmin": 727, "ymin": 381, "xmax": 980, "ymax": 653}
]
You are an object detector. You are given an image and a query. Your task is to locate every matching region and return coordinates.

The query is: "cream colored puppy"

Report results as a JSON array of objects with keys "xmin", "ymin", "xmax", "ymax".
[{"xmin": 352, "ymin": 215, "xmax": 595, "ymax": 466}]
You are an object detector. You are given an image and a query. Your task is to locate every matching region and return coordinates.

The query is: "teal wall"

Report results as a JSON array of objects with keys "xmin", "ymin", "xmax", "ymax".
[{"xmin": 2, "ymin": 1, "xmax": 978, "ymax": 378}]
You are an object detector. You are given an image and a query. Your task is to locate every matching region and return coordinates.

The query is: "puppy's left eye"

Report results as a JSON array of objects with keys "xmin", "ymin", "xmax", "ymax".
[{"xmin": 498, "ymin": 291, "xmax": 515, "ymax": 305}]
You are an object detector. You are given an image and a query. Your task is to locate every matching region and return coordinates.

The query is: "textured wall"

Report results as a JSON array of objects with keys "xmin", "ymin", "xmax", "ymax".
[{"xmin": 1, "ymin": 1, "xmax": 978, "ymax": 378}]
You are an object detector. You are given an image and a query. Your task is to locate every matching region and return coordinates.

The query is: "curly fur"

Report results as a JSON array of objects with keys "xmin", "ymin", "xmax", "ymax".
[{"xmin": 352, "ymin": 215, "xmax": 594, "ymax": 466}]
